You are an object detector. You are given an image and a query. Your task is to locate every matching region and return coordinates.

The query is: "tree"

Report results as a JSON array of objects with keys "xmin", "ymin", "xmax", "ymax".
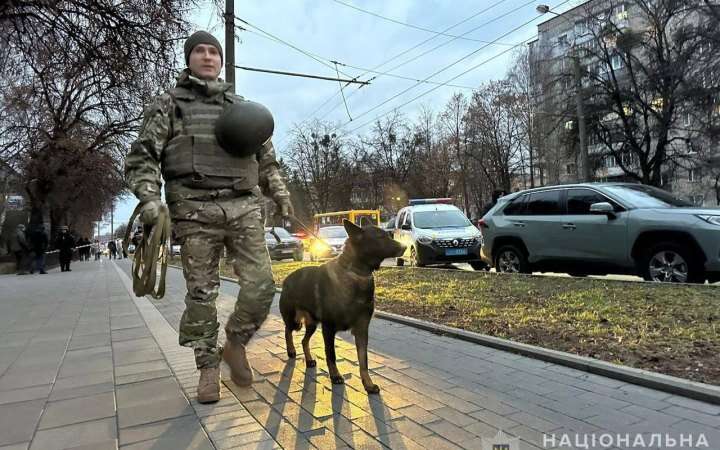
[
  {"xmin": 440, "ymin": 93, "xmax": 471, "ymax": 214},
  {"xmin": 581, "ymin": 0, "xmax": 719, "ymax": 186},
  {"xmin": 285, "ymin": 121, "xmax": 350, "ymax": 215},
  {"xmin": 0, "ymin": 0, "xmax": 198, "ymax": 232},
  {"xmin": 465, "ymin": 82, "xmax": 526, "ymax": 195}
]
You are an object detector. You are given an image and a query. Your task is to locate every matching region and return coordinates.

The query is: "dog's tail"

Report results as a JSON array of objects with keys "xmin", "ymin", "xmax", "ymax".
[{"xmin": 279, "ymin": 291, "xmax": 302, "ymax": 331}]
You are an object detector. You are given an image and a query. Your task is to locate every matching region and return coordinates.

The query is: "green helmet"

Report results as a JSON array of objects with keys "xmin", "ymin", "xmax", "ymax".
[{"xmin": 215, "ymin": 101, "xmax": 275, "ymax": 157}]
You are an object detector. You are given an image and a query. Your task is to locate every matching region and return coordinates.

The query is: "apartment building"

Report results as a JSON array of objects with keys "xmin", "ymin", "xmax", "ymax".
[{"xmin": 528, "ymin": 0, "xmax": 719, "ymax": 206}]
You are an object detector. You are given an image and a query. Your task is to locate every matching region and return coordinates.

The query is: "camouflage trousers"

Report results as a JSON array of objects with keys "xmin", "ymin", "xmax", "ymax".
[{"xmin": 170, "ymin": 191, "xmax": 275, "ymax": 369}]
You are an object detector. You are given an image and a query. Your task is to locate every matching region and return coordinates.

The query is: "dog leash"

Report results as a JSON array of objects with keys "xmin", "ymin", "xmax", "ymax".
[{"xmin": 123, "ymin": 203, "xmax": 171, "ymax": 299}]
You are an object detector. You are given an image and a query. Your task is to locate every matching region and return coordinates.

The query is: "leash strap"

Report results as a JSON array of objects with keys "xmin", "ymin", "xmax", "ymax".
[{"xmin": 123, "ymin": 203, "xmax": 171, "ymax": 299}]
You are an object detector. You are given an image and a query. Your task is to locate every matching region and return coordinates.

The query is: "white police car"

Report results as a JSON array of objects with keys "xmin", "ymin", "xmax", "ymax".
[{"xmin": 393, "ymin": 198, "xmax": 486, "ymax": 270}]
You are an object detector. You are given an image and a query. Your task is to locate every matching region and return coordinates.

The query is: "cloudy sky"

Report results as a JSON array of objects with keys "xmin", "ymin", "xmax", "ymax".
[{"xmin": 110, "ymin": 0, "xmax": 581, "ymax": 234}]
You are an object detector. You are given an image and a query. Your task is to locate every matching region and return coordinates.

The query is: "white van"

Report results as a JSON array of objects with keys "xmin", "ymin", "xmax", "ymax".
[{"xmin": 393, "ymin": 199, "xmax": 486, "ymax": 270}]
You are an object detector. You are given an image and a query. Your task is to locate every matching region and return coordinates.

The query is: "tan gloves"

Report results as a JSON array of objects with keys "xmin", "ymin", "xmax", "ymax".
[{"xmin": 139, "ymin": 199, "xmax": 163, "ymax": 225}]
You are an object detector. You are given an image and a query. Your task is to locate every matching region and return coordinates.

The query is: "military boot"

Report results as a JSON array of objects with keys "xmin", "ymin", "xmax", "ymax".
[
  {"xmin": 222, "ymin": 341, "xmax": 253, "ymax": 387},
  {"xmin": 197, "ymin": 367, "xmax": 220, "ymax": 404}
]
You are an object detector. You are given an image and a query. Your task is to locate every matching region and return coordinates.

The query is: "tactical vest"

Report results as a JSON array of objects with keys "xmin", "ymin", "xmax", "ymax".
[{"xmin": 161, "ymin": 86, "xmax": 259, "ymax": 190}]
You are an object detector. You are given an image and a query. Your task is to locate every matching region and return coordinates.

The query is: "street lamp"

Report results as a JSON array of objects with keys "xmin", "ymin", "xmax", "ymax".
[{"xmin": 536, "ymin": 4, "xmax": 591, "ymax": 183}]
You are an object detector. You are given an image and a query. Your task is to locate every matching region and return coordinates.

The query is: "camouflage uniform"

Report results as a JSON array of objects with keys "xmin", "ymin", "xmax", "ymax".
[{"xmin": 125, "ymin": 69, "xmax": 289, "ymax": 368}]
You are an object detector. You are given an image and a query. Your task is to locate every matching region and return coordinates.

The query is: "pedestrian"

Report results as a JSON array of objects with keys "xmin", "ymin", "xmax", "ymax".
[
  {"xmin": 9, "ymin": 224, "xmax": 30, "ymax": 275},
  {"xmin": 93, "ymin": 239, "xmax": 101, "ymax": 261},
  {"xmin": 107, "ymin": 240, "xmax": 117, "ymax": 259},
  {"xmin": 28, "ymin": 225, "xmax": 48, "ymax": 274},
  {"xmin": 55, "ymin": 226, "xmax": 75, "ymax": 272},
  {"xmin": 125, "ymin": 30, "xmax": 293, "ymax": 404}
]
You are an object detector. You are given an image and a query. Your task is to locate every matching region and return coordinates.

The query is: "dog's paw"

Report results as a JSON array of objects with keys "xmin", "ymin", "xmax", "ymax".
[
  {"xmin": 364, "ymin": 384, "xmax": 380, "ymax": 394},
  {"xmin": 287, "ymin": 350, "xmax": 296, "ymax": 358},
  {"xmin": 306, "ymin": 359, "xmax": 316, "ymax": 368},
  {"xmin": 330, "ymin": 374, "xmax": 345, "ymax": 384}
]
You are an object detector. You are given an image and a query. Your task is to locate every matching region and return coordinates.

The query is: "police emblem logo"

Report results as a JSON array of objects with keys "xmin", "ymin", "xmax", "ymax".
[{"xmin": 481, "ymin": 430, "xmax": 521, "ymax": 450}]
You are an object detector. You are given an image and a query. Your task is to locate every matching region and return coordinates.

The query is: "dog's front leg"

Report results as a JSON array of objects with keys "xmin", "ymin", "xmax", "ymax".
[
  {"xmin": 322, "ymin": 324, "xmax": 343, "ymax": 384},
  {"xmin": 353, "ymin": 321, "xmax": 379, "ymax": 394}
]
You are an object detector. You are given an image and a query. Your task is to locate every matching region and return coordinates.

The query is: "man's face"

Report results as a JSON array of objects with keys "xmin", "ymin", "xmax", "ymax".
[{"xmin": 188, "ymin": 43, "xmax": 222, "ymax": 81}]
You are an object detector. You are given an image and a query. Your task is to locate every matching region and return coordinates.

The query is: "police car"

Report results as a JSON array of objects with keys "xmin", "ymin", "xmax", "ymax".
[{"xmin": 393, "ymin": 198, "xmax": 486, "ymax": 270}]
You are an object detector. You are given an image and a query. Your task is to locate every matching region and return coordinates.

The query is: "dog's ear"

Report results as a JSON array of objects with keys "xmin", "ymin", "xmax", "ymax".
[{"xmin": 342, "ymin": 219, "xmax": 363, "ymax": 239}]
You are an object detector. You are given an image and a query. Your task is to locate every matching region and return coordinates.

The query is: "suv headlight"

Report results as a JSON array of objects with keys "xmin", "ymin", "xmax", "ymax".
[
  {"xmin": 697, "ymin": 215, "xmax": 720, "ymax": 226},
  {"xmin": 417, "ymin": 235, "xmax": 433, "ymax": 245}
]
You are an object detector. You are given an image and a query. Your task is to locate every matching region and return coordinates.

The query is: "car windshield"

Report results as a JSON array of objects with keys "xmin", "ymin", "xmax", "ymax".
[
  {"xmin": 413, "ymin": 210, "xmax": 471, "ymax": 228},
  {"xmin": 318, "ymin": 227, "xmax": 348, "ymax": 239},
  {"xmin": 271, "ymin": 228, "xmax": 292, "ymax": 238},
  {"xmin": 603, "ymin": 185, "xmax": 692, "ymax": 208}
]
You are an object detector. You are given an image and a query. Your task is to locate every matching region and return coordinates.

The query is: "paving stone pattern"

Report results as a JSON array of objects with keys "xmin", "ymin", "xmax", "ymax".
[{"xmin": 0, "ymin": 260, "xmax": 718, "ymax": 450}]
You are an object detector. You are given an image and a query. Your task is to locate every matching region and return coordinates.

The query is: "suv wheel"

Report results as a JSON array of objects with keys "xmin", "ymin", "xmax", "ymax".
[
  {"xmin": 494, "ymin": 245, "xmax": 529, "ymax": 274},
  {"xmin": 640, "ymin": 242, "xmax": 703, "ymax": 283}
]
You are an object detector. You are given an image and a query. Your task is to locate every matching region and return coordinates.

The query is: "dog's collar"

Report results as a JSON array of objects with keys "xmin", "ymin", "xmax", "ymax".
[{"xmin": 337, "ymin": 254, "xmax": 373, "ymax": 277}]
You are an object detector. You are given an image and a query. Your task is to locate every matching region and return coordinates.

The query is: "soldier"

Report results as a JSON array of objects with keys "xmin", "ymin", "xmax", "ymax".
[{"xmin": 125, "ymin": 31, "xmax": 293, "ymax": 404}]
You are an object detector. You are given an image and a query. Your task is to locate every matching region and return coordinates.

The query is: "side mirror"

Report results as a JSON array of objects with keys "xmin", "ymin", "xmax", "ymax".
[
  {"xmin": 400, "ymin": 223, "xmax": 412, "ymax": 231},
  {"xmin": 590, "ymin": 202, "xmax": 616, "ymax": 219}
]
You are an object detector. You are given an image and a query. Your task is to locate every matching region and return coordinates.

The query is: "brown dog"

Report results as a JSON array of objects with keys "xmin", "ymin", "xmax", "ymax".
[{"xmin": 279, "ymin": 219, "xmax": 406, "ymax": 393}]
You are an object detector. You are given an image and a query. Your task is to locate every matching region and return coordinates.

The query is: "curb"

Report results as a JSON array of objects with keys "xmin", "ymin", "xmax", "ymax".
[{"xmin": 167, "ymin": 263, "xmax": 720, "ymax": 405}]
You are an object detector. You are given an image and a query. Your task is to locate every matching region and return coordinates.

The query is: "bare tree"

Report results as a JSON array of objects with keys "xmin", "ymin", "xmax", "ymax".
[
  {"xmin": 439, "ymin": 94, "xmax": 471, "ymax": 214},
  {"xmin": 465, "ymin": 82, "xmax": 526, "ymax": 194},
  {"xmin": 580, "ymin": 0, "xmax": 718, "ymax": 186},
  {"xmin": 285, "ymin": 121, "xmax": 350, "ymax": 215},
  {"xmin": 0, "ymin": 0, "xmax": 197, "ymax": 232}
]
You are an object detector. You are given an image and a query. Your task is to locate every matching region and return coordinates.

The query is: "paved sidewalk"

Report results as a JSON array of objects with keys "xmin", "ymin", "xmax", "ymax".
[{"xmin": 1, "ymin": 261, "xmax": 718, "ymax": 450}]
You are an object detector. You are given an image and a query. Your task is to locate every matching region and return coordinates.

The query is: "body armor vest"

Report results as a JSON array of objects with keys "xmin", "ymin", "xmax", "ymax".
[{"xmin": 161, "ymin": 86, "xmax": 258, "ymax": 190}]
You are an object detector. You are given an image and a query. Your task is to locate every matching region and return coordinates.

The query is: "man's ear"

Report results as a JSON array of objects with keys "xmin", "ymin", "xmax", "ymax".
[{"xmin": 343, "ymin": 219, "xmax": 362, "ymax": 239}]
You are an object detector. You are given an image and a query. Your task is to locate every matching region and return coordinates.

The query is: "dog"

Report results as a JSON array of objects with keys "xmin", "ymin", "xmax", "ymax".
[{"xmin": 279, "ymin": 219, "xmax": 406, "ymax": 393}]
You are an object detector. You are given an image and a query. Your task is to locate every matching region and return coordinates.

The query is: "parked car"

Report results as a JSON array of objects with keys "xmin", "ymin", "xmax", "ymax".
[
  {"xmin": 309, "ymin": 226, "xmax": 348, "ymax": 261},
  {"xmin": 265, "ymin": 227, "xmax": 304, "ymax": 261},
  {"xmin": 394, "ymin": 198, "xmax": 486, "ymax": 270},
  {"xmin": 127, "ymin": 244, "xmax": 136, "ymax": 254},
  {"xmin": 480, "ymin": 183, "xmax": 720, "ymax": 283},
  {"xmin": 171, "ymin": 244, "xmax": 181, "ymax": 256}
]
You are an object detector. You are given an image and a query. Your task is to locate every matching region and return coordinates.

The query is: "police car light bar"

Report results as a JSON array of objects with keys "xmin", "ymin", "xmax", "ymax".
[{"xmin": 408, "ymin": 198, "xmax": 453, "ymax": 206}]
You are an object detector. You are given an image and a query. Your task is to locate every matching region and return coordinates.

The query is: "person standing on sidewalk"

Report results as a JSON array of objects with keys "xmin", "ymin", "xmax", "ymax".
[
  {"xmin": 28, "ymin": 224, "xmax": 48, "ymax": 274},
  {"xmin": 125, "ymin": 31, "xmax": 293, "ymax": 404},
  {"xmin": 107, "ymin": 240, "xmax": 117, "ymax": 259},
  {"xmin": 9, "ymin": 224, "xmax": 30, "ymax": 275},
  {"xmin": 55, "ymin": 226, "xmax": 75, "ymax": 272}
]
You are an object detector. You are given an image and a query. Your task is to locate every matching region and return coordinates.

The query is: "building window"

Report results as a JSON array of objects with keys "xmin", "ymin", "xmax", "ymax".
[
  {"xmin": 606, "ymin": 155, "xmax": 618, "ymax": 168},
  {"xmin": 611, "ymin": 54, "xmax": 623, "ymax": 70},
  {"xmin": 689, "ymin": 168, "xmax": 702, "ymax": 182},
  {"xmin": 574, "ymin": 20, "xmax": 588, "ymax": 36},
  {"xmin": 684, "ymin": 112, "xmax": 691, "ymax": 127},
  {"xmin": 558, "ymin": 34, "xmax": 568, "ymax": 46}
]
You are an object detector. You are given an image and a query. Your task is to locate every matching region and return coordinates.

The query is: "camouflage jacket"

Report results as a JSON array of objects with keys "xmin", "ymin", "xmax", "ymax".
[{"xmin": 125, "ymin": 69, "xmax": 288, "ymax": 203}]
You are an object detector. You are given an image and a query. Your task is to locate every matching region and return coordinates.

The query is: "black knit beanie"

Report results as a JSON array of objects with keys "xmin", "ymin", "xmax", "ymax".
[{"xmin": 184, "ymin": 31, "xmax": 223, "ymax": 65}]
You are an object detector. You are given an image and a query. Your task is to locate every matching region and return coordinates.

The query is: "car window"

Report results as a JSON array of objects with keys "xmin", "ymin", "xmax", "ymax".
[
  {"xmin": 413, "ymin": 210, "xmax": 471, "ymax": 228},
  {"xmin": 503, "ymin": 195, "xmax": 527, "ymax": 215},
  {"xmin": 603, "ymin": 185, "xmax": 692, "ymax": 208},
  {"xmin": 566, "ymin": 189, "xmax": 614, "ymax": 214},
  {"xmin": 271, "ymin": 228, "xmax": 291, "ymax": 238},
  {"xmin": 318, "ymin": 227, "xmax": 348, "ymax": 239},
  {"xmin": 526, "ymin": 190, "xmax": 562, "ymax": 215}
]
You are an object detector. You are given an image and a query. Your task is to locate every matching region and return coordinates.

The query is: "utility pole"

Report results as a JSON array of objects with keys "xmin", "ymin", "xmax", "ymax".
[{"xmin": 225, "ymin": 0, "xmax": 235, "ymax": 92}]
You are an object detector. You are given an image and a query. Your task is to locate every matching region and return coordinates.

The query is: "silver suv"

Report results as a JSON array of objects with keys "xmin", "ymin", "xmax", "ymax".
[{"xmin": 480, "ymin": 183, "xmax": 720, "ymax": 283}]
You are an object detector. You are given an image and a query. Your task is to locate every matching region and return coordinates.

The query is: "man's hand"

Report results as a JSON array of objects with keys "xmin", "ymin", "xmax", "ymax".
[
  {"xmin": 139, "ymin": 200, "xmax": 163, "ymax": 225},
  {"xmin": 274, "ymin": 193, "xmax": 294, "ymax": 219}
]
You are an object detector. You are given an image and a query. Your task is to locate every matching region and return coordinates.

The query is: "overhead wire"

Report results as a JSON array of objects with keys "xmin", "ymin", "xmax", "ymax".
[
  {"xmin": 271, "ymin": 0, "xmax": 517, "ymax": 140},
  {"xmin": 331, "ymin": 0, "xmax": 516, "ymax": 46},
  {"xmin": 342, "ymin": 0, "xmax": 573, "ymax": 135}
]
